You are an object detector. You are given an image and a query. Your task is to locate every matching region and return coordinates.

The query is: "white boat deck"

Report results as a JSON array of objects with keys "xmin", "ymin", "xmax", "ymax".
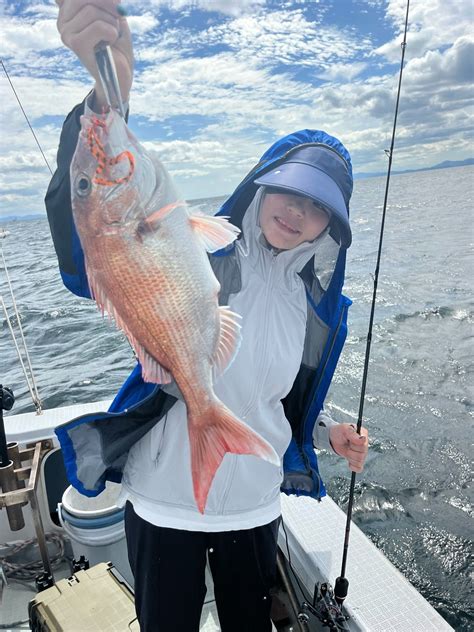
[
  {"xmin": 280, "ymin": 494, "xmax": 453, "ymax": 631},
  {"xmin": 2, "ymin": 401, "xmax": 453, "ymax": 631},
  {"xmin": 3, "ymin": 399, "xmax": 113, "ymax": 444}
]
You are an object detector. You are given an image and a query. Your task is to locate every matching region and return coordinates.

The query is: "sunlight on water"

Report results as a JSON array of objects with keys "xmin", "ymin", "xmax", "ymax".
[{"xmin": 1, "ymin": 167, "xmax": 473, "ymax": 629}]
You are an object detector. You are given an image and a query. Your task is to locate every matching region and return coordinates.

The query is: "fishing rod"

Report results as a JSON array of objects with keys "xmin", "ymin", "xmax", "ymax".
[
  {"xmin": 334, "ymin": 0, "xmax": 411, "ymax": 609},
  {"xmin": 281, "ymin": 1, "xmax": 411, "ymax": 628}
]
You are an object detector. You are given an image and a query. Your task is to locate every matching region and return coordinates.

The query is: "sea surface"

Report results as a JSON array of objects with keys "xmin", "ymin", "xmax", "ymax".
[{"xmin": 1, "ymin": 166, "xmax": 473, "ymax": 630}]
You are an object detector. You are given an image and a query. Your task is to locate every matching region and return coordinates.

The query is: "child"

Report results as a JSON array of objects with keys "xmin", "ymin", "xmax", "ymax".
[{"xmin": 47, "ymin": 2, "xmax": 368, "ymax": 630}]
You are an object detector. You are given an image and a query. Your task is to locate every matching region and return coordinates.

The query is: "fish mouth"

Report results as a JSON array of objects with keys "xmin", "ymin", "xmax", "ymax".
[{"xmin": 274, "ymin": 216, "xmax": 301, "ymax": 235}]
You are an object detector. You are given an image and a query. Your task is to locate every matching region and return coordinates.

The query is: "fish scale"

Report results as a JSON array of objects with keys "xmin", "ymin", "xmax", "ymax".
[{"xmin": 70, "ymin": 108, "xmax": 279, "ymax": 513}]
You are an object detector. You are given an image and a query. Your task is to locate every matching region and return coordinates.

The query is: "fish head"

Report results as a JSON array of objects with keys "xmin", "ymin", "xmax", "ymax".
[{"xmin": 71, "ymin": 110, "xmax": 148, "ymax": 237}]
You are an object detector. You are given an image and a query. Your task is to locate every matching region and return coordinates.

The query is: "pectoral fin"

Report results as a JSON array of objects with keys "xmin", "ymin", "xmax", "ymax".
[
  {"xmin": 138, "ymin": 201, "xmax": 184, "ymax": 236},
  {"xmin": 214, "ymin": 306, "xmax": 242, "ymax": 375},
  {"xmin": 190, "ymin": 213, "xmax": 240, "ymax": 252}
]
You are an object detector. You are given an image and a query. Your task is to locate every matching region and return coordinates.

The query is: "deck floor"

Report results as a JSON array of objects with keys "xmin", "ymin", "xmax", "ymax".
[{"xmin": 0, "ymin": 558, "xmax": 280, "ymax": 631}]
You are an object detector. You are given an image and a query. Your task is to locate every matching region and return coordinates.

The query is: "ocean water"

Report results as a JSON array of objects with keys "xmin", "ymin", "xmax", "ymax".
[{"xmin": 1, "ymin": 166, "xmax": 473, "ymax": 630}]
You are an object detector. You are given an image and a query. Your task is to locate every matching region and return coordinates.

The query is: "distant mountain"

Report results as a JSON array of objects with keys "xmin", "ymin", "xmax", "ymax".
[
  {"xmin": 355, "ymin": 158, "xmax": 474, "ymax": 179},
  {"xmin": 1, "ymin": 159, "xmax": 472, "ymax": 222},
  {"xmin": 430, "ymin": 159, "xmax": 474, "ymax": 170}
]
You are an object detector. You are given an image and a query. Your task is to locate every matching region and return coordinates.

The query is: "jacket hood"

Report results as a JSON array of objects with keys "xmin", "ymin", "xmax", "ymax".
[
  {"xmin": 217, "ymin": 130, "xmax": 351, "ymax": 300},
  {"xmin": 218, "ymin": 129, "xmax": 353, "ymax": 245},
  {"xmin": 239, "ymin": 187, "xmax": 339, "ymax": 292}
]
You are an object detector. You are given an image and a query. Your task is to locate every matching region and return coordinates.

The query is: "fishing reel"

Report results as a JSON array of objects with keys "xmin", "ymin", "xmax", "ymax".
[{"xmin": 298, "ymin": 582, "xmax": 349, "ymax": 631}]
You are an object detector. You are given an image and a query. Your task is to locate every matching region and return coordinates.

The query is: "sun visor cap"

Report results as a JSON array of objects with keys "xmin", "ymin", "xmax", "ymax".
[{"xmin": 254, "ymin": 146, "xmax": 353, "ymax": 248}]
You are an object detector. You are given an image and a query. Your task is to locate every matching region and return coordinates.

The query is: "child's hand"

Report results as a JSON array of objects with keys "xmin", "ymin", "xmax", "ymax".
[
  {"xmin": 56, "ymin": 0, "xmax": 134, "ymax": 109},
  {"xmin": 329, "ymin": 423, "xmax": 368, "ymax": 473}
]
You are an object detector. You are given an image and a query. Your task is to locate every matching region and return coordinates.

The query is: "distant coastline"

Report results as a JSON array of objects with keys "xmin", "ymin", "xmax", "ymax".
[
  {"xmin": 1, "ymin": 159, "xmax": 472, "ymax": 223},
  {"xmin": 354, "ymin": 157, "xmax": 474, "ymax": 179}
]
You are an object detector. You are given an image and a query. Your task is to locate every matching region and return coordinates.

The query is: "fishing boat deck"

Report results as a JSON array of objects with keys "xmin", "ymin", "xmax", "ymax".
[
  {"xmin": 0, "ymin": 559, "xmax": 279, "ymax": 631},
  {"xmin": 280, "ymin": 494, "xmax": 453, "ymax": 631},
  {"xmin": 2, "ymin": 401, "xmax": 454, "ymax": 631}
]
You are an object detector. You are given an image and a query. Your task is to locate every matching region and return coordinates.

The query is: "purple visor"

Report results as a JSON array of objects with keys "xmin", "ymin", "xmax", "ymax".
[{"xmin": 254, "ymin": 145, "xmax": 353, "ymax": 248}]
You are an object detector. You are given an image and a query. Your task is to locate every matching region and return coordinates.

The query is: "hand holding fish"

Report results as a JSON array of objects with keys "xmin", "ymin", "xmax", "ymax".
[
  {"xmin": 56, "ymin": 0, "xmax": 133, "ymax": 111},
  {"xmin": 329, "ymin": 423, "xmax": 369, "ymax": 473}
]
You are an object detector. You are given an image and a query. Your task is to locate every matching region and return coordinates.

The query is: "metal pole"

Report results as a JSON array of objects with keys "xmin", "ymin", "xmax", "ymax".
[
  {"xmin": 0, "ymin": 386, "xmax": 9, "ymax": 466},
  {"xmin": 29, "ymin": 487, "xmax": 54, "ymax": 581}
]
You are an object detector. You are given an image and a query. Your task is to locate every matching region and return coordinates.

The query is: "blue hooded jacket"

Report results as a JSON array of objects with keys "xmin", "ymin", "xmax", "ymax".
[{"xmin": 45, "ymin": 101, "xmax": 353, "ymax": 501}]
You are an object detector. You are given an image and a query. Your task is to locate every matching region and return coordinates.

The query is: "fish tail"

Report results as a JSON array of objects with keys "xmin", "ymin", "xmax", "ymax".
[{"xmin": 189, "ymin": 402, "xmax": 279, "ymax": 514}]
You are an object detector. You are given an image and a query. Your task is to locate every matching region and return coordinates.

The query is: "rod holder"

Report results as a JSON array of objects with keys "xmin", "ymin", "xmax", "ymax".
[
  {"xmin": 8, "ymin": 441, "xmax": 27, "ymax": 503},
  {"xmin": 0, "ymin": 440, "xmax": 54, "ymax": 579},
  {"xmin": 0, "ymin": 459, "xmax": 25, "ymax": 530},
  {"xmin": 7, "ymin": 441, "xmax": 22, "ymax": 471}
]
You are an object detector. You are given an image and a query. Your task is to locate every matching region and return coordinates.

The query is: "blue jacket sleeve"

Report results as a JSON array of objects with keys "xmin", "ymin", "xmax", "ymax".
[{"xmin": 44, "ymin": 98, "xmax": 91, "ymax": 298}]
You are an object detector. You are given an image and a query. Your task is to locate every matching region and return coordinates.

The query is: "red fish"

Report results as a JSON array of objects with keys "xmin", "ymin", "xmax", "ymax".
[{"xmin": 70, "ymin": 109, "xmax": 279, "ymax": 512}]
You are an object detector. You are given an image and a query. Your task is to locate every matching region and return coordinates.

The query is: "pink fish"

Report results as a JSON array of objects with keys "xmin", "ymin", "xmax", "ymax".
[{"xmin": 70, "ymin": 109, "xmax": 279, "ymax": 512}]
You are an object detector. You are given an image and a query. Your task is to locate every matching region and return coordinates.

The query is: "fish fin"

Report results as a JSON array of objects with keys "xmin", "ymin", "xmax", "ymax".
[
  {"xmin": 189, "ymin": 213, "xmax": 240, "ymax": 253},
  {"xmin": 189, "ymin": 402, "xmax": 279, "ymax": 513},
  {"xmin": 86, "ymin": 268, "xmax": 172, "ymax": 385},
  {"xmin": 142, "ymin": 201, "xmax": 184, "ymax": 231},
  {"xmin": 213, "ymin": 306, "xmax": 242, "ymax": 375},
  {"xmin": 135, "ymin": 343, "xmax": 173, "ymax": 384}
]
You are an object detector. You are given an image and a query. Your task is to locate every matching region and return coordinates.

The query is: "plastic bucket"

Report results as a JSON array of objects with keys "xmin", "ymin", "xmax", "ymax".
[{"xmin": 58, "ymin": 482, "xmax": 133, "ymax": 587}]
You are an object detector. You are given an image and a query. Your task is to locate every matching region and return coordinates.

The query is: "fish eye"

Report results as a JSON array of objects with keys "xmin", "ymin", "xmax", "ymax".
[{"xmin": 75, "ymin": 174, "xmax": 92, "ymax": 197}]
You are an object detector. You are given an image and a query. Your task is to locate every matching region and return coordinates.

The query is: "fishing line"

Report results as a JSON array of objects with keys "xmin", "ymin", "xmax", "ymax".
[
  {"xmin": 281, "ymin": 517, "xmax": 307, "ymax": 599},
  {"xmin": 0, "ymin": 59, "xmax": 53, "ymax": 176},
  {"xmin": 334, "ymin": 0, "xmax": 411, "ymax": 605}
]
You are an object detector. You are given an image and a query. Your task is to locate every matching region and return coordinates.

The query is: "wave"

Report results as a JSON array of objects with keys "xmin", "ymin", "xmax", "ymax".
[{"xmin": 394, "ymin": 306, "xmax": 473, "ymax": 322}]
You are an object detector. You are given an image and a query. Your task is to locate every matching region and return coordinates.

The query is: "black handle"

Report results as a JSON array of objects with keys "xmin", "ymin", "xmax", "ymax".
[{"xmin": 0, "ymin": 385, "xmax": 15, "ymax": 467}]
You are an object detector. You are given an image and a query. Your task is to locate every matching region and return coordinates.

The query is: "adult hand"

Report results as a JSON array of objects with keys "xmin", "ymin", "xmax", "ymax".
[
  {"xmin": 56, "ymin": 0, "xmax": 134, "ymax": 110},
  {"xmin": 329, "ymin": 423, "xmax": 368, "ymax": 473}
]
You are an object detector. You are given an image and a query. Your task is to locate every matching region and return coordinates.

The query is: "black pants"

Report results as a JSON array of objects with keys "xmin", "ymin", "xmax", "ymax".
[{"xmin": 125, "ymin": 502, "xmax": 279, "ymax": 632}]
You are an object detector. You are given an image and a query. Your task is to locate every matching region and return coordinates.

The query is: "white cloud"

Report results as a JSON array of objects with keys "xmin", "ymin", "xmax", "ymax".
[
  {"xmin": 318, "ymin": 61, "xmax": 368, "ymax": 82},
  {"xmin": 127, "ymin": 13, "xmax": 160, "ymax": 36},
  {"xmin": 129, "ymin": 0, "xmax": 266, "ymax": 16},
  {"xmin": 403, "ymin": 36, "xmax": 474, "ymax": 88},
  {"xmin": 0, "ymin": 16, "xmax": 62, "ymax": 59},
  {"xmin": 0, "ymin": 0, "xmax": 472, "ymax": 216},
  {"xmin": 190, "ymin": 9, "xmax": 372, "ymax": 70},
  {"xmin": 376, "ymin": 0, "xmax": 473, "ymax": 61},
  {"xmin": 23, "ymin": 3, "xmax": 59, "ymax": 18}
]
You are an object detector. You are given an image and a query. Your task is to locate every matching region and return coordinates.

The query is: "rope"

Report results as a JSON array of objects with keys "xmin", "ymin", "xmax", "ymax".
[
  {"xmin": 0, "ymin": 534, "xmax": 70, "ymax": 630},
  {"xmin": 0, "ymin": 59, "xmax": 53, "ymax": 176},
  {"xmin": 0, "ymin": 245, "xmax": 42, "ymax": 413},
  {"xmin": 0, "ymin": 533, "xmax": 67, "ymax": 582},
  {"xmin": 0, "ymin": 619, "xmax": 30, "ymax": 630},
  {"xmin": 1, "ymin": 58, "xmax": 48, "ymax": 414}
]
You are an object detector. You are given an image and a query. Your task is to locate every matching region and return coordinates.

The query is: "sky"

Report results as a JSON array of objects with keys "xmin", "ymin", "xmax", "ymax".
[{"xmin": 0, "ymin": 0, "xmax": 473, "ymax": 218}]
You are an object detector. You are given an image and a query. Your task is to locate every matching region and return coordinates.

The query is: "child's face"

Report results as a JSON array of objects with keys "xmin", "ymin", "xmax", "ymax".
[{"xmin": 259, "ymin": 191, "xmax": 330, "ymax": 250}]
